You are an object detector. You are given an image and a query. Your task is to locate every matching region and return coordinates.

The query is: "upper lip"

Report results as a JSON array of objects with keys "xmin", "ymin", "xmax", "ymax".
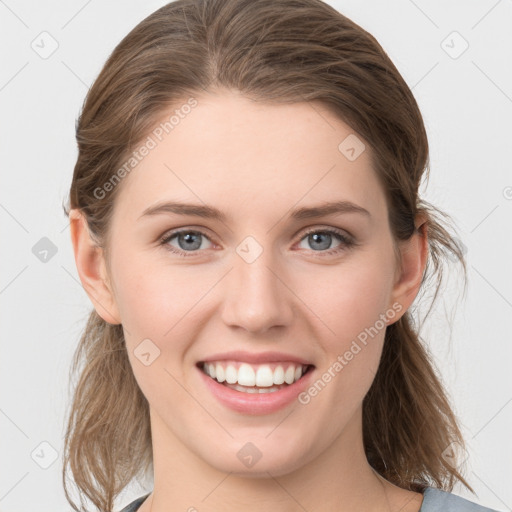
[{"xmin": 199, "ymin": 350, "xmax": 314, "ymax": 366}]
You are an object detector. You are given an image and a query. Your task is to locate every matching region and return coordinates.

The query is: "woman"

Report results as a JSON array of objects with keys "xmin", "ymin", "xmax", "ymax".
[{"xmin": 63, "ymin": 0, "xmax": 501, "ymax": 511}]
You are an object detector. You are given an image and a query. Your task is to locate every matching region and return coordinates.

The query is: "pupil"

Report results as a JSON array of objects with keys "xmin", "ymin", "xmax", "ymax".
[
  {"xmin": 179, "ymin": 232, "xmax": 201, "ymax": 250},
  {"xmin": 310, "ymin": 232, "xmax": 331, "ymax": 250}
]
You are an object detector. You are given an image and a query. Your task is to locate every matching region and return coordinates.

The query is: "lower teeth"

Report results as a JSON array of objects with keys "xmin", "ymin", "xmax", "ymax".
[{"xmin": 222, "ymin": 381, "xmax": 288, "ymax": 393}]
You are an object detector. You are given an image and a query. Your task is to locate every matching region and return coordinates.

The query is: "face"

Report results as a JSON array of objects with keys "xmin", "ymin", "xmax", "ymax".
[{"xmin": 81, "ymin": 89, "xmax": 418, "ymax": 477}]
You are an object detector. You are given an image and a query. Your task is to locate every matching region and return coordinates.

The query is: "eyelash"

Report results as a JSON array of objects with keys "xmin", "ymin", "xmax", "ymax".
[{"xmin": 159, "ymin": 227, "xmax": 356, "ymax": 258}]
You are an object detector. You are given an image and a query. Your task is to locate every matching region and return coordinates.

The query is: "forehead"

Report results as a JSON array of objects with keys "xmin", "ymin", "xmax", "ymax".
[{"xmin": 111, "ymin": 90, "xmax": 386, "ymax": 224}]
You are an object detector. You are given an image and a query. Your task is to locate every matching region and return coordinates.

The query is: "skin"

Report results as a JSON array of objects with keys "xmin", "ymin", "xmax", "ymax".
[{"xmin": 70, "ymin": 89, "xmax": 428, "ymax": 512}]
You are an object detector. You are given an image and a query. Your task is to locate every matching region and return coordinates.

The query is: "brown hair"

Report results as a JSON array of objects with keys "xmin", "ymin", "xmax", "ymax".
[{"xmin": 62, "ymin": 0, "xmax": 471, "ymax": 510}]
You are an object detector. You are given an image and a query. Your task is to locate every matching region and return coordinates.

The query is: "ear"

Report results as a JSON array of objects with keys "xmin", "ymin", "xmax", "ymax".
[
  {"xmin": 69, "ymin": 209, "xmax": 121, "ymax": 325},
  {"xmin": 388, "ymin": 214, "xmax": 429, "ymax": 321}
]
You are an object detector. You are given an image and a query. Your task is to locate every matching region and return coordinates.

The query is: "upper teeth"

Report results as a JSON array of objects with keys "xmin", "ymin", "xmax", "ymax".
[{"xmin": 202, "ymin": 361, "xmax": 308, "ymax": 387}]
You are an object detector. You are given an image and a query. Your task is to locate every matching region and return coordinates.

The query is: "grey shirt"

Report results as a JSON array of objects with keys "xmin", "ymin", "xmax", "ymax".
[{"xmin": 119, "ymin": 487, "xmax": 502, "ymax": 511}]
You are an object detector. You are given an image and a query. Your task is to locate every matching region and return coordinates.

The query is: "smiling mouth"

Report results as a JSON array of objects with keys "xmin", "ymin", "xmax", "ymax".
[{"xmin": 197, "ymin": 361, "xmax": 315, "ymax": 393}]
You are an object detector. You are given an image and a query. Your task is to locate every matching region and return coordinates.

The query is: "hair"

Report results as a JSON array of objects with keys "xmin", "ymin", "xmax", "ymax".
[{"xmin": 62, "ymin": 0, "xmax": 471, "ymax": 510}]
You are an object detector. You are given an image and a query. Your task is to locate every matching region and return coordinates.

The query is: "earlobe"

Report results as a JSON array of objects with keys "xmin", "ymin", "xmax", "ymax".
[
  {"xmin": 69, "ymin": 209, "xmax": 121, "ymax": 325},
  {"xmin": 388, "ymin": 216, "xmax": 429, "ymax": 320}
]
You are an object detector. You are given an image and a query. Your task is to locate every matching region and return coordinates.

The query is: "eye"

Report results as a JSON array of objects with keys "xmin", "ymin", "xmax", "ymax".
[
  {"xmin": 160, "ymin": 229, "xmax": 214, "ymax": 257},
  {"xmin": 296, "ymin": 227, "xmax": 355, "ymax": 256},
  {"xmin": 160, "ymin": 226, "xmax": 356, "ymax": 258}
]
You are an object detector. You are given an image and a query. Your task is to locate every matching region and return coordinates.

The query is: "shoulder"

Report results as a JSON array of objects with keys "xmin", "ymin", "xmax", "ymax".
[
  {"xmin": 118, "ymin": 488, "xmax": 503, "ymax": 512},
  {"xmin": 119, "ymin": 493, "xmax": 150, "ymax": 512},
  {"xmin": 421, "ymin": 487, "xmax": 502, "ymax": 512}
]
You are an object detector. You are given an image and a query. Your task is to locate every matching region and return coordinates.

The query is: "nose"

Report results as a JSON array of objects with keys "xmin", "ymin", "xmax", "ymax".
[{"xmin": 220, "ymin": 245, "xmax": 294, "ymax": 334}]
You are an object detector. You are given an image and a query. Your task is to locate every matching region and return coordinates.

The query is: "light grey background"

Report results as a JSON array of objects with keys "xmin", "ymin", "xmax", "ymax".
[{"xmin": 1, "ymin": 1, "xmax": 511, "ymax": 511}]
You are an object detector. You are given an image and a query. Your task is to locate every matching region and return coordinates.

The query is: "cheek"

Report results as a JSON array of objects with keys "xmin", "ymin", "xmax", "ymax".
[
  {"xmin": 111, "ymin": 250, "xmax": 207, "ymax": 335},
  {"xmin": 303, "ymin": 246, "xmax": 395, "ymax": 343},
  {"xmin": 111, "ymin": 258, "xmax": 209, "ymax": 402},
  {"xmin": 299, "ymin": 246, "xmax": 395, "ymax": 399}
]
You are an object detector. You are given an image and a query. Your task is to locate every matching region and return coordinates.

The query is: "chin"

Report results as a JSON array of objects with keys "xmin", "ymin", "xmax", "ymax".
[{"xmin": 202, "ymin": 443, "xmax": 311, "ymax": 478}]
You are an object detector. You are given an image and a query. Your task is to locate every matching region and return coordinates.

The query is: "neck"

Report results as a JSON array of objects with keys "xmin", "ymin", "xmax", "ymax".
[{"xmin": 141, "ymin": 406, "xmax": 423, "ymax": 512}]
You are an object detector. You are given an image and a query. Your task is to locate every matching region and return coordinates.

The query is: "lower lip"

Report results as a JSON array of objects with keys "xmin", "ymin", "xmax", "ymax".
[{"xmin": 197, "ymin": 365, "xmax": 315, "ymax": 415}]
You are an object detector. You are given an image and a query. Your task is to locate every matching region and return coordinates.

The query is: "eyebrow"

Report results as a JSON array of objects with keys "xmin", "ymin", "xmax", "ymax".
[{"xmin": 138, "ymin": 200, "xmax": 371, "ymax": 222}]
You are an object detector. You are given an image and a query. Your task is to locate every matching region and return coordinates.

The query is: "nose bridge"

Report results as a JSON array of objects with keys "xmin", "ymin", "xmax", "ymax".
[{"xmin": 221, "ymin": 236, "xmax": 293, "ymax": 333}]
